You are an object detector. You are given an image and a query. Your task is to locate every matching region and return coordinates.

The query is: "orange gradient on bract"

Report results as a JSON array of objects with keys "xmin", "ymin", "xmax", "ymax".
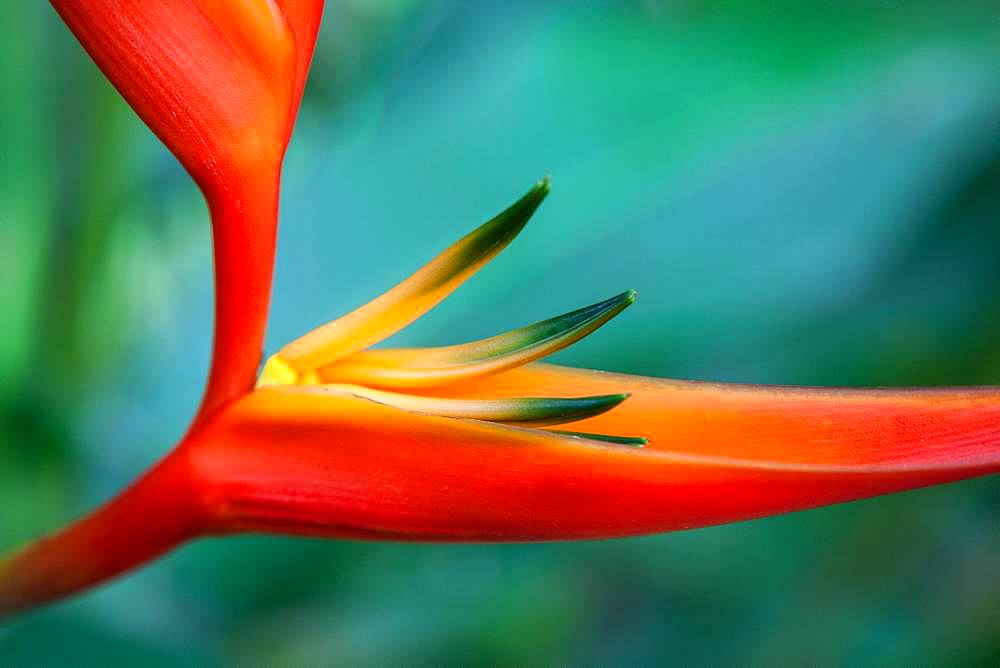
[
  {"xmin": 189, "ymin": 381, "xmax": 1000, "ymax": 542},
  {"xmin": 427, "ymin": 364, "xmax": 1000, "ymax": 467}
]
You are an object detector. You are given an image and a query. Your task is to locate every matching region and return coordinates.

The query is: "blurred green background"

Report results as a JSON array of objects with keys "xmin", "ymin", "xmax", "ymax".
[{"xmin": 3, "ymin": 0, "xmax": 1000, "ymax": 664}]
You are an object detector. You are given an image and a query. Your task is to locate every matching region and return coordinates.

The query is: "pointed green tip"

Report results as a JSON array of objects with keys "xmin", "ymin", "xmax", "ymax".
[
  {"xmin": 549, "ymin": 430, "xmax": 648, "ymax": 447},
  {"xmin": 521, "ymin": 175, "xmax": 551, "ymax": 208},
  {"xmin": 455, "ymin": 178, "xmax": 553, "ymax": 271},
  {"xmin": 501, "ymin": 392, "xmax": 630, "ymax": 426},
  {"xmin": 579, "ymin": 290, "xmax": 636, "ymax": 319},
  {"xmin": 580, "ymin": 392, "xmax": 630, "ymax": 415},
  {"xmin": 597, "ymin": 434, "xmax": 647, "ymax": 447},
  {"xmin": 487, "ymin": 177, "xmax": 551, "ymax": 238},
  {"xmin": 588, "ymin": 393, "xmax": 630, "ymax": 411}
]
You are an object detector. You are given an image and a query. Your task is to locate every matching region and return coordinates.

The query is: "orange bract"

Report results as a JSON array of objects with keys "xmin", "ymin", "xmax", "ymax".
[
  {"xmin": 428, "ymin": 364, "xmax": 1000, "ymax": 468},
  {"xmin": 188, "ymin": 378, "xmax": 1000, "ymax": 542}
]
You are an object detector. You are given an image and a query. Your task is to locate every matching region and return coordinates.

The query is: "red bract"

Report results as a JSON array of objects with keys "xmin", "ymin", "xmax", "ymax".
[
  {"xmin": 51, "ymin": 0, "xmax": 322, "ymax": 419},
  {"xmin": 1, "ymin": 1, "xmax": 998, "ymax": 619}
]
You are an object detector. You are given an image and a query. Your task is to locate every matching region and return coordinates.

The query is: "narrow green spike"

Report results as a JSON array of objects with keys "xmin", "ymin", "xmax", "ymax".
[
  {"xmin": 307, "ymin": 385, "xmax": 629, "ymax": 427},
  {"xmin": 318, "ymin": 289, "xmax": 637, "ymax": 388},
  {"xmin": 274, "ymin": 178, "xmax": 551, "ymax": 374},
  {"xmin": 548, "ymin": 431, "xmax": 648, "ymax": 447}
]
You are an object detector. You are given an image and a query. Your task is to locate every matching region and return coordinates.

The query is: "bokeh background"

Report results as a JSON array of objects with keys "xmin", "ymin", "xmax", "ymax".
[{"xmin": 3, "ymin": 1, "xmax": 1000, "ymax": 664}]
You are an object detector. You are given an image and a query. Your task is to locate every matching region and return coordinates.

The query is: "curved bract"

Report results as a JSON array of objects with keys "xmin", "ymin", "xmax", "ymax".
[
  {"xmin": 188, "ymin": 374, "xmax": 1000, "ymax": 542},
  {"xmin": 50, "ymin": 0, "xmax": 323, "ymax": 419},
  {"xmin": 49, "ymin": 0, "xmax": 320, "ymax": 190},
  {"xmin": 192, "ymin": 192, "xmax": 1000, "ymax": 542}
]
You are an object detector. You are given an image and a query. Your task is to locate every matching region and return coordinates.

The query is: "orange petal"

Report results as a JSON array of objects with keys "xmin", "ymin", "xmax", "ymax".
[{"xmin": 186, "ymin": 382, "xmax": 1000, "ymax": 542}]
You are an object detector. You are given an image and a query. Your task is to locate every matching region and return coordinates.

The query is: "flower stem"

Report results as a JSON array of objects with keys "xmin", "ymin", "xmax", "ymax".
[
  {"xmin": 0, "ymin": 448, "xmax": 203, "ymax": 619},
  {"xmin": 194, "ymin": 169, "xmax": 282, "ymax": 425}
]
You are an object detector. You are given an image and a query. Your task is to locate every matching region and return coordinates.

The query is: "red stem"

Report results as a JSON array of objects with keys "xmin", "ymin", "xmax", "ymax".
[
  {"xmin": 193, "ymin": 168, "xmax": 282, "ymax": 425},
  {"xmin": 0, "ymin": 448, "xmax": 204, "ymax": 619}
]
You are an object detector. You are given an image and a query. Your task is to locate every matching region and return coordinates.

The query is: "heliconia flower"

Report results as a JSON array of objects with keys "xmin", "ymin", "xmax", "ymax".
[
  {"xmin": 4, "ymin": 178, "xmax": 1000, "ymax": 616},
  {"xmin": 50, "ymin": 0, "xmax": 324, "ymax": 419},
  {"xmin": 2, "ymin": 3, "xmax": 999, "ymax": 619}
]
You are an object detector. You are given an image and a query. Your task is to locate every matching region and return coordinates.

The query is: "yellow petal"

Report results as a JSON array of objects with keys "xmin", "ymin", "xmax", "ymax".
[
  {"xmin": 271, "ymin": 178, "xmax": 550, "ymax": 376},
  {"xmin": 317, "ymin": 290, "xmax": 635, "ymax": 389}
]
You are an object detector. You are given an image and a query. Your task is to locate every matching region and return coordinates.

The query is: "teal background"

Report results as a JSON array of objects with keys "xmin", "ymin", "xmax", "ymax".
[{"xmin": 3, "ymin": 1, "xmax": 1000, "ymax": 664}]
